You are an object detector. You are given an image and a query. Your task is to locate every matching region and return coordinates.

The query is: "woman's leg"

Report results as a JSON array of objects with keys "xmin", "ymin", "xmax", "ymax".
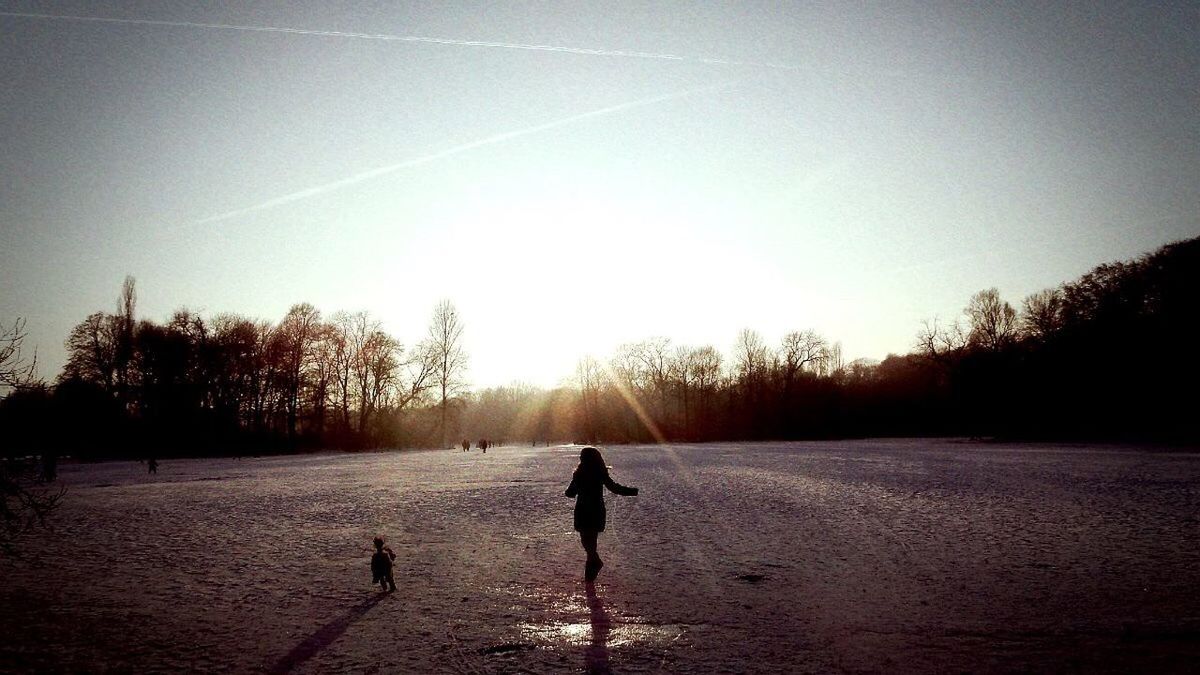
[
  {"xmin": 579, "ymin": 530, "xmax": 597, "ymax": 559},
  {"xmin": 580, "ymin": 531, "xmax": 603, "ymax": 580}
]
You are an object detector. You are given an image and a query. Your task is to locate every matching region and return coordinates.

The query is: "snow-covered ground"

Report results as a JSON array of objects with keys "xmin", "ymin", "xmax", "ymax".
[{"xmin": 2, "ymin": 440, "xmax": 1199, "ymax": 673}]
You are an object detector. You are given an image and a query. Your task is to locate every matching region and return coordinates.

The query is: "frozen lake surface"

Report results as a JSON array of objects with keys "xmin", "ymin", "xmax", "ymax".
[{"xmin": 3, "ymin": 440, "xmax": 1199, "ymax": 673}]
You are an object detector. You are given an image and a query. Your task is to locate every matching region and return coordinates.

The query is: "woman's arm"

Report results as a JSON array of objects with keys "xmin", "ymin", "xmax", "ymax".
[
  {"xmin": 565, "ymin": 476, "xmax": 578, "ymax": 498},
  {"xmin": 604, "ymin": 476, "xmax": 639, "ymax": 496}
]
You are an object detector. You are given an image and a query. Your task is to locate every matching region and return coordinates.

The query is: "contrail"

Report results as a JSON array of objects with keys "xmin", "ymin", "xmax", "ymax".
[
  {"xmin": 196, "ymin": 82, "xmax": 735, "ymax": 224},
  {"xmin": 0, "ymin": 11, "xmax": 802, "ymax": 71}
]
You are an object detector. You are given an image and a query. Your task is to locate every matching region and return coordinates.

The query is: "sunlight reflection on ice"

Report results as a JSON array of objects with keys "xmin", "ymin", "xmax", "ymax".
[
  {"xmin": 501, "ymin": 584, "xmax": 688, "ymax": 650},
  {"xmin": 518, "ymin": 619, "xmax": 685, "ymax": 648}
]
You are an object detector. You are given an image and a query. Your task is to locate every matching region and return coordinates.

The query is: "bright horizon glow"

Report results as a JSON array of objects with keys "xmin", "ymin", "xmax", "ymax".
[{"xmin": 2, "ymin": 3, "xmax": 1197, "ymax": 391}]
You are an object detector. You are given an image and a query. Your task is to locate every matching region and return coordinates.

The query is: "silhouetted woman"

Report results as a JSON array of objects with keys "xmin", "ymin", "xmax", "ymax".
[{"xmin": 565, "ymin": 446, "xmax": 638, "ymax": 581}]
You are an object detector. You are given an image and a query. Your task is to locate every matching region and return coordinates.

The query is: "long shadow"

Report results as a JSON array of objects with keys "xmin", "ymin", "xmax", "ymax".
[
  {"xmin": 268, "ymin": 592, "xmax": 389, "ymax": 674},
  {"xmin": 584, "ymin": 582, "xmax": 611, "ymax": 674}
]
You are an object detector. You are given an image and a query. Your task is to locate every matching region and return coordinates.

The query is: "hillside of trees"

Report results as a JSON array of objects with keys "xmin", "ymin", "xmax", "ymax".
[{"xmin": 1, "ymin": 236, "xmax": 1197, "ymax": 458}]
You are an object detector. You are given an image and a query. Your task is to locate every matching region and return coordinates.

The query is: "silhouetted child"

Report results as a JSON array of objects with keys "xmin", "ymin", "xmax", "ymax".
[
  {"xmin": 371, "ymin": 537, "xmax": 397, "ymax": 592},
  {"xmin": 147, "ymin": 458, "xmax": 158, "ymax": 474}
]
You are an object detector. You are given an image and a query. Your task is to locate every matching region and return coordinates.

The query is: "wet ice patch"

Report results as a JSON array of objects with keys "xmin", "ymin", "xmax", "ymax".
[
  {"xmin": 496, "ymin": 582, "xmax": 688, "ymax": 650},
  {"xmin": 518, "ymin": 619, "xmax": 687, "ymax": 649}
]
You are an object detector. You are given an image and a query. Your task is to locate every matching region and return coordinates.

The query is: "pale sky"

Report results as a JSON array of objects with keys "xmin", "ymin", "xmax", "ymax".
[{"xmin": 2, "ymin": 1, "xmax": 1197, "ymax": 389}]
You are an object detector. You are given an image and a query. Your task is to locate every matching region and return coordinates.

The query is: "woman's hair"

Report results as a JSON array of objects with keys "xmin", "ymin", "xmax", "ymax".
[{"xmin": 575, "ymin": 446, "xmax": 609, "ymax": 479}]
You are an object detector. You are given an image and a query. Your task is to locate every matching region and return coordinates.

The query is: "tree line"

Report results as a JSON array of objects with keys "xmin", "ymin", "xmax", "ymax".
[
  {"xmin": 1, "ymin": 235, "xmax": 1196, "ymax": 458},
  {"xmin": 461, "ymin": 236, "xmax": 1199, "ymax": 446},
  {"xmin": 1, "ymin": 291, "xmax": 468, "ymax": 457}
]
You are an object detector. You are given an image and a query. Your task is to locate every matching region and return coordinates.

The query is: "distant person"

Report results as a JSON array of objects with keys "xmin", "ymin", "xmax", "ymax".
[
  {"xmin": 564, "ymin": 446, "xmax": 639, "ymax": 582},
  {"xmin": 461, "ymin": 439, "xmax": 469, "ymax": 452},
  {"xmin": 371, "ymin": 536, "xmax": 397, "ymax": 592},
  {"xmin": 147, "ymin": 458, "xmax": 158, "ymax": 474},
  {"xmin": 478, "ymin": 439, "xmax": 488, "ymax": 453}
]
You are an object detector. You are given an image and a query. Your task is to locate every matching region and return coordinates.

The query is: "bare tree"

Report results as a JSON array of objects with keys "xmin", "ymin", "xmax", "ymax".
[
  {"xmin": 822, "ymin": 341, "xmax": 845, "ymax": 378},
  {"xmin": 609, "ymin": 343, "xmax": 655, "ymax": 441},
  {"xmin": 916, "ymin": 317, "xmax": 968, "ymax": 363},
  {"xmin": 689, "ymin": 345, "xmax": 723, "ymax": 439},
  {"xmin": 610, "ymin": 343, "xmax": 647, "ymax": 392},
  {"xmin": 167, "ymin": 309, "xmax": 214, "ymax": 408},
  {"xmin": 691, "ymin": 346, "xmax": 723, "ymax": 394},
  {"xmin": 249, "ymin": 319, "xmax": 275, "ymax": 433},
  {"xmin": 1, "ymin": 460, "xmax": 64, "ymax": 555},
  {"xmin": 355, "ymin": 326, "xmax": 399, "ymax": 434},
  {"xmin": 733, "ymin": 329, "xmax": 769, "ymax": 387},
  {"xmin": 668, "ymin": 347, "xmax": 693, "ymax": 438},
  {"xmin": 780, "ymin": 330, "xmax": 828, "ymax": 379},
  {"xmin": 327, "ymin": 312, "xmax": 355, "ymax": 432},
  {"xmin": 1021, "ymin": 288, "xmax": 1064, "ymax": 341},
  {"xmin": 274, "ymin": 303, "xmax": 322, "ymax": 441},
  {"xmin": 394, "ymin": 339, "xmax": 437, "ymax": 412},
  {"xmin": 672, "ymin": 345, "xmax": 724, "ymax": 439},
  {"xmin": 0, "ymin": 318, "xmax": 39, "ymax": 391},
  {"xmin": 575, "ymin": 355, "xmax": 604, "ymax": 443},
  {"xmin": 428, "ymin": 300, "xmax": 467, "ymax": 448},
  {"xmin": 114, "ymin": 276, "xmax": 137, "ymax": 409},
  {"xmin": 62, "ymin": 312, "xmax": 119, "ymax": 391},
  {"xmin": 331, "ymin": 311, "xmax": 376, "ymax": 434},
  {"xmin": 1, "ymin": 318, "xmax": 59, "ymax": 554},
  {"xmin": 733, "ymin": 329, "xmax": 769, "ymax": 433},
  {"xmin": 964, "ymin": 288, "xmax": 1019, "ymax": 352},
  {"xmin": 308, "ymin": 321, "xmax": 338, "ymax": 437},
  {"xmin": 631, "ymin": 338, "xmax": 672, "ymax": 428},
  {"xmin": 210, "ymin": 313, "xmax": 261, "ymax": 427}
]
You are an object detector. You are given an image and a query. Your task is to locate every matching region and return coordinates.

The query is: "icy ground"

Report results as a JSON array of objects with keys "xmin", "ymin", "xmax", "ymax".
[{"xmin": 2, "ymin": 440, "xmax": 1199, "ymax": 673}]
